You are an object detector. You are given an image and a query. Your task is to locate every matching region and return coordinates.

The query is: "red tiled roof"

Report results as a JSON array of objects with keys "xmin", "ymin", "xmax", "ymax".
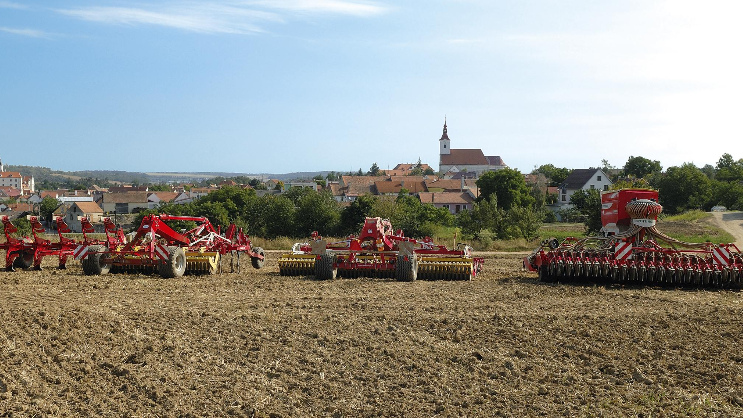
[
  {"xmin": 418, "ymin": 192, "xmax": 475, "ymax": 205},
  {"xmin": 340, "ymin": 176, "xmax": 379, "ymax": 196},
  {"xmin": 149, "ymin": 192, "xmax": 179, "ymax": 203},
  {"xmin": 485, "ymin": 156, "xmax": 506, "ymax": 166},
  {"xmin": 73, "ymin": 201, "xmax": 103, "ymax": 214},
  {"xmin": 103, "ymin": 192, "xmax": 149, "ymax": 204},
  {"xmin": 374, "ymin": 180, "xmax": 426, "ymax": 194},
  {"xmin": 0, "ymin": 171, "xmax": 22, "ymax": 178},
  {"xmin": 440, "ymin": 149, "xmax": 489, "ymax": 165}
]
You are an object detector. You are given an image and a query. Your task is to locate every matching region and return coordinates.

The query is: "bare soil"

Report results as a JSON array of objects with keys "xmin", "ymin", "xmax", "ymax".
[{"xmin": 2, "ymin": 252, "xmax": 743, "ymax": 417}]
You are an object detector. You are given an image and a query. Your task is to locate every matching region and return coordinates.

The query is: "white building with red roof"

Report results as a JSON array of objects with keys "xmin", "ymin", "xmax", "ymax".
[
  {"xmin": 0, "ymin": 158, "xmax": 34, "ymax": 195},
  {"xmin": 438, "ymin": 119, "xmax": 507, "ymax": 177}
]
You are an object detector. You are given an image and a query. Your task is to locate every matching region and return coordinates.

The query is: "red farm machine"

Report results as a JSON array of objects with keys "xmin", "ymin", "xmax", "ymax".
[
  {"xmin": 79, "ymin": 214, "xmax": 265, "ymax": 278},
  {"xmin": 1, "ymin": 215, "xmax": 83, "ymax": 271},
  {"xmin": 524, "ymin": 189, "xmax": 743, "ymax": 287},
  {"xmin": 278, "ymin": 217, "xmax": 484, "ymax": 281}
]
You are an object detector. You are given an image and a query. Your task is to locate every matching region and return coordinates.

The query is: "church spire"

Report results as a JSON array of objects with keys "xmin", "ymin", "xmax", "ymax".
[
  {"xmin": 440, "ymin": 117, "xmax": 449, "ymax": 141},
  {"xmin": 439, "ymin": 117, "xmax": 451, "ymax": 156}
]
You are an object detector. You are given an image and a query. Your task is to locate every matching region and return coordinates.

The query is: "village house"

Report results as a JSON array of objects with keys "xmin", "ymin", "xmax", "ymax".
[
  {"xmin": 282, "ymin": 182, "xmax": 319, "ymax": 192},
  {"xmin": 147, "ymin": 191, "xmax": 180, "ymax": 208},
  {"xmin": 101, "ymin": 191, "xmax": 150, "ymax": 214},
  {"xmin": 61, "ymin": 201, "xmax": 105, "ymax": 233},
  {"xmin": 557, "ymin": 168, "xmax": 613, "ymax": 206},
  {"xmin": 418, "ymin": 191, "xmax": 476, "ymax": 215}
]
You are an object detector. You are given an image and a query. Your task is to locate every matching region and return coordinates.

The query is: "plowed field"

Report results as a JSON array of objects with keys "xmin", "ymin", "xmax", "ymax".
[{"xmin": 1, "ymin": 252, "xmax": 743, "ymax": 417}]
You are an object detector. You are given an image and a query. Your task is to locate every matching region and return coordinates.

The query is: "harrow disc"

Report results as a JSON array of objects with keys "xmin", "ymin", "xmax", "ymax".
[
  {"xmin": 278, "ymin": 254, "xmax": 316, "ymax": 276},
  {"xmin": 417, "ymin": 258, "xmax": 473, "ymax": 281},
  {"xmin": 185, "ymin": 251, "xmax": 220, "ymax": 275}
]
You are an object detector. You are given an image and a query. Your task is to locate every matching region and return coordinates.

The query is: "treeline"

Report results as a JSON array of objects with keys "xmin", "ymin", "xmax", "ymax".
[
  {"xmin": 135, "ymin": 167, "xmax": 545, "ymax": 242},
  {"xmin": 6, "ymin": 165, "xmax": 149, "ymax": 190}
]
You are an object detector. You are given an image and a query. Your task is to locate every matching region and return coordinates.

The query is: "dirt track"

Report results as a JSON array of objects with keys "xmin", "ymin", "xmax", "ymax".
[
  {"xmin": 710, "ymin": 211, "xmax": 743, "ymax": 247},
  {"xmin": 2, "ymin": 253, "xmax": 743, "ymax": 417}
]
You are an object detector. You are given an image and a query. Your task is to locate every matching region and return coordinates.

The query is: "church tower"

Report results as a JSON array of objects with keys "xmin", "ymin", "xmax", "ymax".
[
  {"xmin": 439, "ymin": 118, "xmax": 451, "ymax": 156},
  {"xmin": 0, "ymin": 157, "xmax": 4, "ymax": 173}
]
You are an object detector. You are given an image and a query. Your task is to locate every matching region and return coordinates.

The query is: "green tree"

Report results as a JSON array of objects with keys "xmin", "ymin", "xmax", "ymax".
[
  {"xmin": 505, "ymin": 206, "xmax": 543, "ymax": 240},
  {"xmin": 456, "ymin": 195, "xmax": 503, "ymax": 236},
  {"xmin": 195, "ymin": 186, "xmax": 256, "ymax": 223},
  {"xmin": 39, "ymin": 196, "xmax": 60, "ymax": 222},
  {"xmin": 715, "ymin": 153, "xmax": 743, "ymax": 182},
  {"xmin": 534, "ymin": 164, "xmax": 571, "ymax": 186},
  {"xmin": 710, "ymin": 181, "xmax": 743, "ymax": 211},
  {"xmin": 339, "ymin": 194, "xmax": 377, "ymax": 235},
  {"xmin": 701, "ymin": 164, "xmax": 716, "ymax": 180},
  {"xmin": 476, "ymin": 168, "xmax": 535, "ymax": 210},
  {"xmin": 293, "ymin": 191, "xmax": 340, "ymax": 236},
  {"xmin": 656, "ymin": 163, "xmax": 712, "ymax": 214},
  {"xmin": 326, "ymin": 171, "xmax": 339, "ymax": 181},
  {"xmin": 313, "ymin": 175, "xmax": 327, "ymax": 188},
  {"xmin": 569, "ymin": 189, "xmax": 602, "ymax": 234},
  {"xmin": 246, "ymin": 195, "xmax": 295, "ymax": 238},
  {"xmin": 610, "ymin": 177, "xmax": 652, "ymax": 190},
  {"xmin": 623, "ymin": 156, "xmax": 662, "ymax": 178},
  {"xmin": 367, "ymin": 163, "xmax": 381, "ymax": 176}
]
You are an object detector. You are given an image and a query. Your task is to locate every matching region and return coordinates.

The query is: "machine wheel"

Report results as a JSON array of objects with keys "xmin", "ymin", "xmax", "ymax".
[
  {"xmin": 81, "ymin": 246, "xmax": 111, "ymax": 276},
  {"xmin": 315, "ymin": 254, "xmax": 336, "ymax": 280},
  {"xmin": 395, "ymin": 256, "xmax": 417, "ymax": 282},
  {"xmin": 538, "ymin": 264, "xmax": 549, "ymax": 282},
  {"xmin": 251, "ymin": 247, "xmax": 265, "ymax": 269},
  {"xmin": 159, "ymin": 246, "xmax": 187, "ymax": 278},
  {"xmin": 12, "ymin": 252, "xmax": 33, "ymax": 269}
]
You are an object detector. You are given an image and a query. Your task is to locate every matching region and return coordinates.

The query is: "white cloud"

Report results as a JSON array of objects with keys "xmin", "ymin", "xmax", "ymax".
[
  {"xmin": 57, "ymin": 5, "xmax": 274, "ymax": 34},
  {"xmin": 247, "ymin": 0, "xmax": 388, "ymax": 16},
  {"xmin": 0, "ymin": 1, "xmax": 27, "ymax": 9},
  {"xmin": 0, "ymin": 26, "xmax": 49, "ymax": 38},
  {"xmin": 56, "ymin": 1, "xmax": 388, "ymax": 34}
]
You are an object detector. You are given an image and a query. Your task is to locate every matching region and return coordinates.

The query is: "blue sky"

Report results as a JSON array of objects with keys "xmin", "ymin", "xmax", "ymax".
[{"xmin": 1, "ymin": 1, "xmax": 741, "ymax": 175}]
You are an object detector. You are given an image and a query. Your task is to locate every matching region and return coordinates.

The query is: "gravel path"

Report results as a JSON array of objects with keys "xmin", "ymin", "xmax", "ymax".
[{"xmin": 710, "ymin": 211, "xmax": 743, "ymax": 247}]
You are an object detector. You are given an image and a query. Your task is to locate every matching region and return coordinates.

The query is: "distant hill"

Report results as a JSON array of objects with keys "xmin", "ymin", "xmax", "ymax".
[{"xmin": 6, "ymin": 165, "xmax": 338, "ymax": 186}]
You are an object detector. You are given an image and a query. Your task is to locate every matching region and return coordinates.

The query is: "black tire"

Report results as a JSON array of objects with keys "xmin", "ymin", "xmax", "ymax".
[
  {"xmin": 81, "ymin": 245, "xmax": 111, "ymax": 276},
  {"xmin": 538, "ymin": 264, "xmax": 550, "ymax": 282},
  {"xmin": 159, "ymin": 246, "xmax": 187, "ymax": 278},
  {"xmin": 315, "ymin": 254, "xmax": 336, "ymax": 280},
  {"xmin": 395, "ymin": 255, "xmax": 417, "ymax": 282},
  {"xmin": 251, "ymin": 247, "xmax": 265, "ymax": 269},
  {"xmin": 12, "ymin": 252, "xmax": 33, "ymax": 269}
]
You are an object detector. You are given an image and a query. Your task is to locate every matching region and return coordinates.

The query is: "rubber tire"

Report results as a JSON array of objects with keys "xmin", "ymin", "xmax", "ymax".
[
  {"xmin": 251, "ymin": 247, "xmax": 265, "ymax": 269},
  {"xmin": 159, "ymin": 246, "xmax": 187, "ymax": 278},
  {"xmin": 395, "ymin": 256, "xmax": 417, "ymax": 282},
  {"xmin": 315, "ymin": 254, "xmax": 336, "ymax": 280},
  {"xmin": 12, "ymin": 252, "xmax": 33, "ymax": 269},
  {"xmin": 81, "ymin": 245, "xmax": 111, "ymax": 276}
]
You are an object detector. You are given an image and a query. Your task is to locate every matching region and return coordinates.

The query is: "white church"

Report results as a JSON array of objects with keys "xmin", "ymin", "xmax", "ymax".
[{"xmin": 438, "ymin": 120, "xmax": 507, "ymax": 178}]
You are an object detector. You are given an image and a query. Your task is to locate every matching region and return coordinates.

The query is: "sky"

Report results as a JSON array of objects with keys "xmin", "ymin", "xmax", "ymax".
[{"xmin": 1, "ymin": 0, "xmax": 742, "ymax": 175}]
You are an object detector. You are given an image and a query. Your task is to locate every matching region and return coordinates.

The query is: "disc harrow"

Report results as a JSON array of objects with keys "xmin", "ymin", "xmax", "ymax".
[
  {"xmin": 279, "ymin": 217, "xmax": 484, "ymax": 281},
  {"xmin": 524, "ymin": 189, "xmax": 743, "ymax": 288},
  {"xmin": 79, "ymin": 214, "xmax": 265, "ymax": 278}
]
